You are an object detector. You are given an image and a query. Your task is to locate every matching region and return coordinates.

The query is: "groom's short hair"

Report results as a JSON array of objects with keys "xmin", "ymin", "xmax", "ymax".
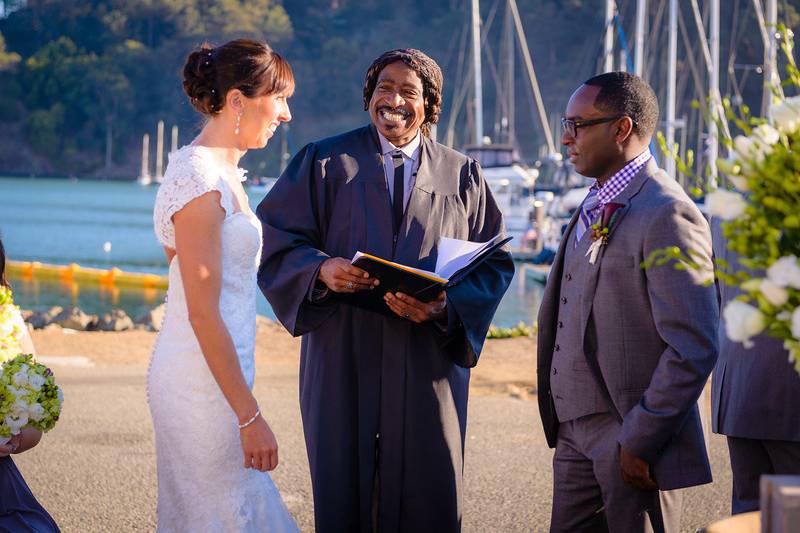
[{"xmin": 583, "ymin": 72, "xmax": 659, "ymax": 141}]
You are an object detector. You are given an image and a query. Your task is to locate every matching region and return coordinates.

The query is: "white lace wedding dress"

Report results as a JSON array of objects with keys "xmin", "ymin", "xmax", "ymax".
[{"xmin": 148, "ymin": 145, "xmax": 298, "ymax": 532}]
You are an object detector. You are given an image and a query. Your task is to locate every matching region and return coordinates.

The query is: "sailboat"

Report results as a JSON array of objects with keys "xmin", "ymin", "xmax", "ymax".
[{"xmin": 455, "ymin": 0, "xmax": 561, "ymax": 250}]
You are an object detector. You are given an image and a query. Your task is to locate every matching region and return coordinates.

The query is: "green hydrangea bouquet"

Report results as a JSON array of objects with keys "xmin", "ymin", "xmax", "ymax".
[{"xmin": 0, "ymin": 354, "xmax": 64, "ymax": 443}]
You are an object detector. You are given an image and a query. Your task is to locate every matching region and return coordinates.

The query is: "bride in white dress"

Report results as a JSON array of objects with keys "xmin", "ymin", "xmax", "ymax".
[{"xmin": 148, "ymin": 39, "xmax": 298, "ymax": 532}]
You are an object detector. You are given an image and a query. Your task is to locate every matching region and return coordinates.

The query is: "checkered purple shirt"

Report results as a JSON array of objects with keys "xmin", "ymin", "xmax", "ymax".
[{"xmin": 585, "ymin": 149, "xmax": 651, "ymax": 222}]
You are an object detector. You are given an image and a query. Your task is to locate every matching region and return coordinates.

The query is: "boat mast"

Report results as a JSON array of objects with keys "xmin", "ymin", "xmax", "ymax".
[
  {"xmin": 665, "ymin": 0, "xmax": 678, "ymax": 179},
  {"xmin": 504, "ymin": 2, "xmax": 515, "ymax": 146},
  {"xmin": 634, "ymin": 0, "xmax": 647, "ymax": 77},
  {"xmin": 471, "ymin": 0, "xmax": 484, "ymax": 145},
  {"xmin": 709, "ymin": 0, "xmax": 720, "ymax": 187},
  {"xmin": 604, "ymin": 0, "xmax": 615, "ymax": 72},
  {"xmin": 762, "ymin": 0, "xmax": 780, "ymax": 119},
  {"xmin": 507, "ymin": 0, "xmax": 556, "ymax": 155}
]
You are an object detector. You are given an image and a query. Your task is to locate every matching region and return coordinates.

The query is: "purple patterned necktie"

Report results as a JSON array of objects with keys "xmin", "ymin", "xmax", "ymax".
[{"xmin": 574, "ymin": 188, "xmax": 600, "ymax": 247}]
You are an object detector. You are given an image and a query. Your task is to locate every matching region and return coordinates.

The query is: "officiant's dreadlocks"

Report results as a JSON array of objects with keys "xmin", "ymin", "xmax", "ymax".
[{"xmin": 363, "ymin": 48, "xmax": 443, "ymax": 137}]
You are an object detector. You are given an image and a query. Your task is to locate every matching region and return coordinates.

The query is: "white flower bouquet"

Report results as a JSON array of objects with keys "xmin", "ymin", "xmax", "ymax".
[
  {"xmin": 702, "ymin": 27, "xmax": 800, "ymax": 369},
  {"xmin": 647, "ymin": 26, "xmax": 800, "ymax": 372},
  {"xmin": 0, "ymin": 354, "xmax": 63, "ymax": 444}
]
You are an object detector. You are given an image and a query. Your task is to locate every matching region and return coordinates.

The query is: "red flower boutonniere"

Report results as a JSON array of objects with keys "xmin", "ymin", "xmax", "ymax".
[{"xmin": 586, "ymin": 202, "xmax": 625, "ymax": 264}]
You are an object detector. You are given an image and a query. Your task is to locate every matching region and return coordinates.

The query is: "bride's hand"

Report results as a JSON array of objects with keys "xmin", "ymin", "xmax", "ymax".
[
  {"xmin": 240, "ymin": 416, "xmax": 279, "ymax": 472},
  {"xmin": 0, "ymin": 434, "xmax": 22, "ymax": 457}
]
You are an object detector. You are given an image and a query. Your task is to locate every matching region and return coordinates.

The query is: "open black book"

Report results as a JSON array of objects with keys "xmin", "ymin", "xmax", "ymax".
[{"xmin": 350, "ymin": 233, "xmax": 511, "ymax": 304}]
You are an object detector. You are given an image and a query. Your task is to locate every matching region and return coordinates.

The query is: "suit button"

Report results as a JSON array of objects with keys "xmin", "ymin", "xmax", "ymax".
[
  {"xmin": 555, "ymin": 344, "xmax": 560, "ymax": 352},
  {"xmin": 558, "ymin": 321, "xmax": 564, "ymax": 329},
  {"xmin": 560, "ymin": 297, "xmax": 567, "ymax": 304},
  {"xmin": 566, "ymin": 273, "xmax": 572, "ymax": 281}
]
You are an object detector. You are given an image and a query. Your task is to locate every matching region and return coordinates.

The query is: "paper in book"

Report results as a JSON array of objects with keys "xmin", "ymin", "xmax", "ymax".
[{"xmin": 349, "ymin": 233, "xmax": 509, "ymax": 303}]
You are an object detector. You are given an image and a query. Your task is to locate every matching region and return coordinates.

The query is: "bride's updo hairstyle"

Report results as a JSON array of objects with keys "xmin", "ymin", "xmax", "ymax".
[{"xmin": 183, "ymin": 39, "xmax": 294, "ymax": 116}]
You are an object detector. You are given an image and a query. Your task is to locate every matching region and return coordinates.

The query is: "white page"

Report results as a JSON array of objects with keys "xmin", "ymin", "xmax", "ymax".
[{"xmin": 434, "ymin": 233, "xmax": 502, "ymax": 280}]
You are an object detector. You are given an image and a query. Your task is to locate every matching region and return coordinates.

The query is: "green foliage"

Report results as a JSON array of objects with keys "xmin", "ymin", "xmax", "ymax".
[
  {"xmin": 23, "ymin": 103, "xmax": 64, "ymax": 160},
  {"xmin": 487, "ymin": 321, "xmax": 535, "ymax": 339},
  {"xmin": 0, "ymin": 32, "xmax": 19, "ymax": 71}
]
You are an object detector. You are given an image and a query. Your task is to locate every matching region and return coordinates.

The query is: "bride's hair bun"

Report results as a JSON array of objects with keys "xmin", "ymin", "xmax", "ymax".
[
  {"xmin": 182, "ymin": 39, "xmax": 294, "ymax": 117},
  {"xmin": 183, "ymin": 43, "xmax": 222, "ymax": 115}
]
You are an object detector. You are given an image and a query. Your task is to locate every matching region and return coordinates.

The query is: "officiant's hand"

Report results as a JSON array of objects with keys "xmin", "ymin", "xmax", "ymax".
[
  {"xmin": 620, "ymin": 446, "xmax": 658, "ymax": 490},
  {"xmin": 384, "ymin": 291, "xmax": 446, "ymax": 323},
  {"xmin": 318, "ymin": 258, "xmax": 379, "ymax": 293},
  {"xmin": 240, "ymin": 416, "xmax": 279, "ymax": 472}
]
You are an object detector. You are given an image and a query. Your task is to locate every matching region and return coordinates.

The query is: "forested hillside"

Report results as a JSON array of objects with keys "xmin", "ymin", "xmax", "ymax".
[{"xmin": 0, "ymin": 0, "xmax": 797, "ymax": 178}]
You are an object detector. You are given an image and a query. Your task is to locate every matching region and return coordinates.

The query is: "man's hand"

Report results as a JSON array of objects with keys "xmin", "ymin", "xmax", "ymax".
[
  {"xmin": 384, "ymin": 291, "xmax": 446, "ymax": 323},
  {"xmin": 318, "ymin": 258, "xmax": 379, "ymax": 293},
  {"xmin": 620, "ymin": 446, "xmax": 658, "ymax": 491}
]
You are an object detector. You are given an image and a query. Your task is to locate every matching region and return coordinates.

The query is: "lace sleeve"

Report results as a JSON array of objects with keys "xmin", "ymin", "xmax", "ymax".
[{"xmin": 153, "ymin": 147, "xmax": 234, "ymax": 249}]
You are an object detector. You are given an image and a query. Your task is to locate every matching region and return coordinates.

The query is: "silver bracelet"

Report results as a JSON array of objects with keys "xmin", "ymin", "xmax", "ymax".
[{"xmin": 238, "ymin": 407, "xmax": 261, "ymax": 430}]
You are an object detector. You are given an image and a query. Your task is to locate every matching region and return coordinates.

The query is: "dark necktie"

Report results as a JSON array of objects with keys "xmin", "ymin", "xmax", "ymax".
[{"xmin": 392, "ymin": 152, "xmax": 405, "ymax": 233}]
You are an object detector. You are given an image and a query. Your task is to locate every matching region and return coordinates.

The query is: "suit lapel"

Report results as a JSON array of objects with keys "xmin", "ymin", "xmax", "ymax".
[{"xmin": 579, "ymin": 158, "xmax": 657, "ymax": 348}]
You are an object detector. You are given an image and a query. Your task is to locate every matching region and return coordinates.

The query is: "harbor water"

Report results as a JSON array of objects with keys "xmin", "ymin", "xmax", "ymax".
[{"xmin": 0, "ymin": 177, "xmax": 544, "ymax": 327}]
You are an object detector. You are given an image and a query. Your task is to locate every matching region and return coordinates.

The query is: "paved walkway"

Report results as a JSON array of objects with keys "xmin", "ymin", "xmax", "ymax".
[{"xmin": 14, "ymin": 363, "xmax": 732, "ymax": 532}]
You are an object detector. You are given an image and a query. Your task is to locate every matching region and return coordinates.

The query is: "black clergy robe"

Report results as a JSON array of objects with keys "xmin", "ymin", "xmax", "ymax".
[{"xmin": 257, "ymin": 124, "xmax": 514, "ymax": 533}]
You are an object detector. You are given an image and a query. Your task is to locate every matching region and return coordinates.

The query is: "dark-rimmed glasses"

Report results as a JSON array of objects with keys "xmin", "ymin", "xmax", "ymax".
[{"xmin": 561, "ymin": 115, "xmax": 635, "ymax": 138}]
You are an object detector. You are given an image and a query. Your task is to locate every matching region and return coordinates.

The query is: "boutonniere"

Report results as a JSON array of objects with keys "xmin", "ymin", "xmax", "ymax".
[{"xmin": 585, "ymin": 202, "xmax": 625, "ymax": 264}]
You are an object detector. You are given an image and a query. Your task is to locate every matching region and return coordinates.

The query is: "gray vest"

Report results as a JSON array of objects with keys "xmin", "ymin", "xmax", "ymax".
[{"xmin": 550, "ymin": 226, "xmax": 609, "ymax": 422}]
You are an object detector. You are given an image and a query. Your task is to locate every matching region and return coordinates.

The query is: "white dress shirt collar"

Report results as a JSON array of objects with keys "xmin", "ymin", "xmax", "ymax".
[{"xmin": 377, "ymin": 130, "xmax": 421, "ymax": 162}]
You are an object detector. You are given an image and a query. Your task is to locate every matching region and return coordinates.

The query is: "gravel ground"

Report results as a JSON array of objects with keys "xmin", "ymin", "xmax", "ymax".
[{"xmin": 14, "ymin": 362, "xmax": 733, "ymax": 532}]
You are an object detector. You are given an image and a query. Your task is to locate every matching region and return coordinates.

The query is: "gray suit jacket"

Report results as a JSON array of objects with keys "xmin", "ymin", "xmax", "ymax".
[
  {"xmin": 537, "ymin": 159, "xmax": 719, "ymax": 490},
  {"xmin": 711, "ymin": 219, "xmax": 800, "ymax": 441}
]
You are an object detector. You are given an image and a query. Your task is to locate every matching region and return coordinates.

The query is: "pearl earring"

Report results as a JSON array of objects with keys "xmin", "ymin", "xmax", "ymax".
[{"xmin": 234, "ymin": 111, "xmax": 242, "ymax": 135}]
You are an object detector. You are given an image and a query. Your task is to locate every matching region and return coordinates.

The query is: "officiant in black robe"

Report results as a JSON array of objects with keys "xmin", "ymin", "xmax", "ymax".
[{"xmin": 257, "ymin": 48, "xmax": 514, "ymax": 533}]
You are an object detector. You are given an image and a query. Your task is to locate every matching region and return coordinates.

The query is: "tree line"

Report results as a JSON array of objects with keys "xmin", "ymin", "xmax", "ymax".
[{"xmin": 0, "ymin": 0, "xmax": 796, "ymax": 178}]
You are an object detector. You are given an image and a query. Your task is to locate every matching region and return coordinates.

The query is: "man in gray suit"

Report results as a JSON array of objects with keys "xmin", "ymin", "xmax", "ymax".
[
  {"xmin": 711, "ymin": 220, "xmax": 800, "ymax": 514},
  {"xmin": 537, "ymin": 72, "xmax": 719, "ymax": 532}
]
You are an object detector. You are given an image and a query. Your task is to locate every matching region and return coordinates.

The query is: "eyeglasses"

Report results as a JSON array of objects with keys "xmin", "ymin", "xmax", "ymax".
[{"xmin": 561, "ymin": 115, "xmax": 635, "ymax": 138}]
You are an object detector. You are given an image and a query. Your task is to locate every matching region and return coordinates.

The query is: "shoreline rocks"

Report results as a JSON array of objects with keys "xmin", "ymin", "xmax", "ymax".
[{"xmin": 21, "ymin": 304, "xmax": 166, "ymax": 332}]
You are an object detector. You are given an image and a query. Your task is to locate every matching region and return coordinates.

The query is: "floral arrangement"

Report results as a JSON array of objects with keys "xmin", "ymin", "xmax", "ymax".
[
  {"xmin": 0, "ymin": 285, "xmax": 26, "ymax": 364},
  {"xmin": 0, "ymin": 354, "xmax": 63, "ymax": 443},
  {"xmin": 662, "ymin": 26, "xmax": 800, "ymax": 371}
]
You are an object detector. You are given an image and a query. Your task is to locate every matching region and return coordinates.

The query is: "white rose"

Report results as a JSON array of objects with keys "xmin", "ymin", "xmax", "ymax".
[
  {"xmin": 27, "ymin": 402, "xmax": 45, "ymax": 422},
  {"xmin": 792, "ymin": 308, "xmax": 800, "ymax": 341},
  {"xmin": 27, "ymin": 373, "xmax": 45, "ymax": 392},
  {"xmin": 772, "ymin": 96, "xmax": 800, "ymax": 133},
  {"xmin": 723, "ymin": 300, "xmax": 766, "ymax": 348},
  {"xmin": 706, "ymin": 189, "xmax": 748, "ymax": 220},
  {"xmin": 753, "ymin": 124, "xmax": 780, "ymax": 146},
  {"xmin": 733, "ymin": 135, "xmax": 754, "ymax": 157},
  {"xmin": 759, "ymin": 279, "xmax": 789, "ymax": 306},
  {"xmin": 767, "ymin": 256, "xmax": 800, "ymax": 289},
  {"xmin": 734, "ymin": 134, "xmax": 767, "ymax": 164}
]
